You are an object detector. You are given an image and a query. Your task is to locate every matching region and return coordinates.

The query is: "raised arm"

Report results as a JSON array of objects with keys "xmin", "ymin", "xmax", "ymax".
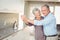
[{"xmin": 21, "ymin": 15, "xmax": 34, "ymax": 25}]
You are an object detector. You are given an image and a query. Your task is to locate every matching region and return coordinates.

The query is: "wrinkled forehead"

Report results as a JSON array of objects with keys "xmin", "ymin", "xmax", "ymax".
[{"xmin": 41, "ymin": 6, "xmax": 48, "ymax": 11}]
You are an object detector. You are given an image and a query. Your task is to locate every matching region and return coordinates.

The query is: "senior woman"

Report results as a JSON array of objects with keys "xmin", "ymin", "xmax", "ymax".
[{"xmin": 21, "ymin": 8, "xmax": 45, "ymax": 40}]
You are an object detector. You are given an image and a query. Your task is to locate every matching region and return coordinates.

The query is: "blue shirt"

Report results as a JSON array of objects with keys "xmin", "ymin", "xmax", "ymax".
[{"xmin": 34, "ymin": 13, "xmax": 57, "ymax": 36}]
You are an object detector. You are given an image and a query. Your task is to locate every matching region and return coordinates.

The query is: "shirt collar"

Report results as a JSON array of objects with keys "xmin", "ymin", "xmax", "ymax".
[{"xmin": 44, "ymin": 12, "xmax": 52, "ymax": 18}]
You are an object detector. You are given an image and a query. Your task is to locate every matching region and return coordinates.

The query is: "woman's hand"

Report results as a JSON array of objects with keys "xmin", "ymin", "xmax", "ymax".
[
  {"xmin": 21, "ymin": 15, "xmax": 26, "ymax": 21},
  {"xmin": 21, "ymin": 15, "xmax": 29, "ymax": 24},
  {"xmin": 21, "ymin": 15, "xmax": 34, "ymax": 24}
]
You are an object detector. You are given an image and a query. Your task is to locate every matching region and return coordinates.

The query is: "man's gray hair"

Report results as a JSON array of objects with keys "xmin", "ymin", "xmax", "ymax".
[
  {"xmin": 32, "ymin": 8, "xmax": 40, "ymax": 14},
  {"xmin": 42, "ymin": 4, "xmax": 50, "ymax": 9}
]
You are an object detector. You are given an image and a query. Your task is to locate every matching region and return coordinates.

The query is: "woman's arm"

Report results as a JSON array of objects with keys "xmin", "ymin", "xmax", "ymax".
[{"xmin": 27, "ymin": 19, "xmax": 34, "ymax": 24}]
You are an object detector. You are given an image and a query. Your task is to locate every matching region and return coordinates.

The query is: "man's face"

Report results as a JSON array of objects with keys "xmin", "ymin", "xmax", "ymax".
[{"xmin": 41, "ymin": 6, "xmax": 50, "ymax": 16}]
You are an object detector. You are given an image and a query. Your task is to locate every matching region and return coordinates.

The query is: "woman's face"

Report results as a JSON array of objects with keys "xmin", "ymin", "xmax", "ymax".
[{"xmin": 34, "ymin": 11, "xmax": 41, "ymax": 18}]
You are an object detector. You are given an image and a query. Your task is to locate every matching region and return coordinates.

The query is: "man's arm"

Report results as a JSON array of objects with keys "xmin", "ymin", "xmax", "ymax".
[
  {"xmin": 21, "ymin": 15, "xmax": 55, "ymax": 26},
  {"xmin": 27, "ymin": 19, "xmax": 34, "ymax": 24},
  {"xmin": 34, "ymin": 16, "xmax": 55, "ymax": 25}
]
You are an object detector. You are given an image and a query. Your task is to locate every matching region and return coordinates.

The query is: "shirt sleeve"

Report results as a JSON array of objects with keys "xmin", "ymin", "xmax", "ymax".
[
  {"xmin": 34, "ymin": 20, "xmax": 43, "ymax": 25},
  {"xmin": 26, "ymin": 22, "xmax": 33, "ymax": 26}
]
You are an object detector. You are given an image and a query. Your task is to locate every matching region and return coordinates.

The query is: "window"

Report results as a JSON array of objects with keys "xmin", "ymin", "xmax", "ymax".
[{"xmin": 55, "ymin": 6, "xmax": 60, "ymax": 24}]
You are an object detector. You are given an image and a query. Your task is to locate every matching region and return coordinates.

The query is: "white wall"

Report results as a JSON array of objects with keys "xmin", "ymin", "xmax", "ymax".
[{"xmin": 0, "ymin": 0, "xmax": 25, "ymax": 30}]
